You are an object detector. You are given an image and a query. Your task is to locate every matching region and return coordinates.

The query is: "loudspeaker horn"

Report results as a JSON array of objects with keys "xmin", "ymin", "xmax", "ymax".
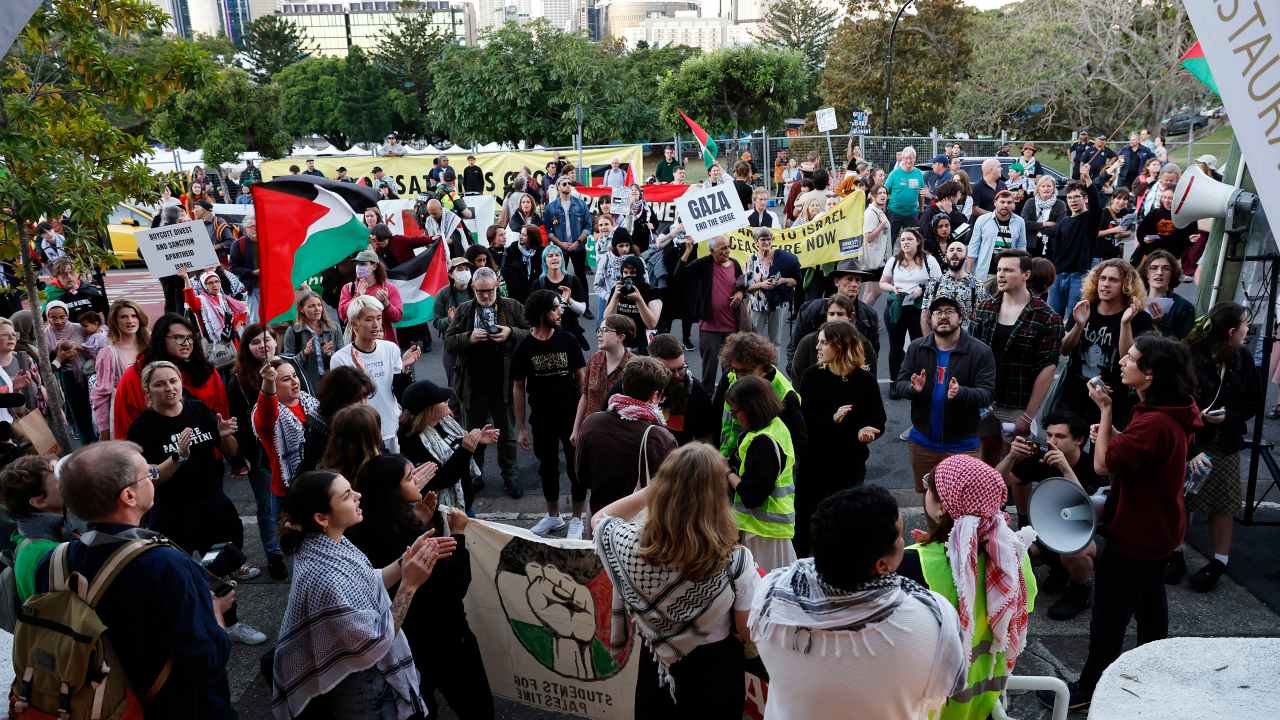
[
  {"xmin": 1171, "ymin": 164, "xmax": 1258, "ymax": 230},
  {"xmin": 1028, "ymin": 478, "xmax": 1108, "ymax": 555}
]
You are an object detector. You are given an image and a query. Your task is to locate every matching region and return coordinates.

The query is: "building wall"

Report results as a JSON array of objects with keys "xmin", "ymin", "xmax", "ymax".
[
  {"xmin": 281, "ymin": 4, "xmax": 477, "ymax": 55},
  {"xmin": 248, "ymin": 0, "xmax": 279, "ymax": 19},
  {"xmin": 596, "ymin": 0, "xmax": 698, "ymax": 40}
]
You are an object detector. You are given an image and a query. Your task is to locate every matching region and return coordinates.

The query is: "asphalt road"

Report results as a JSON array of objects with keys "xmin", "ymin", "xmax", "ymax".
[{"xmin": 55, "ymin": 269, "xmax": 1280, "ymax": 718}]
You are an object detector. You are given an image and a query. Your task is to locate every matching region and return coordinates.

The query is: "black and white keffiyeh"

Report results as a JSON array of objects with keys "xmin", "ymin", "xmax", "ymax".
[
  {"xmin": 254, "ymin": 392, "xmax": 319, "ymax": 489},
  {"xmin": 271, "ymin": 535, "xmax": 423, "ymax": 720},
  {"xmin": 418, "ymin": 415, "xmax": 479, "ymax": 508}
]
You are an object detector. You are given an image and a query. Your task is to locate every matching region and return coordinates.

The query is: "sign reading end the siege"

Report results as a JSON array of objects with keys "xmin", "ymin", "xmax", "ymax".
[
  {"xmin": 134, "ymin": 220, "xmax": 218, "ymax": 278},
  {"xmin": 675, "ymin": 183, "xmax": 750, "ymax": 244}
]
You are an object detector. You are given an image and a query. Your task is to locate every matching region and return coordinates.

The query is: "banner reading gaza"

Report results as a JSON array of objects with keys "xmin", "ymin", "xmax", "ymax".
[
  {"xmin": 461, "ymin": 519, "xmax": 770, "ymax": 719},
  {"xmin": 261, "ymin": 145, "xmax": 645, "ymax": 202},
  {"xmin": 692, "ymin": 190, "xmax": 868, "ymax": 268}
]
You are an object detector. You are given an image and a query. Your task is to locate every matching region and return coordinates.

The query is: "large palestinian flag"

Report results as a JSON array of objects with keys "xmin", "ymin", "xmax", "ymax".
[
  {"xmin": 252, "ymin": 176, "xmax": 378, "ymax": 325},
  {"xmin": 1180, "ymin": 41, "xmax": 1219, "ymax": 96},
  {"xmin": 680, "ymin": 110, "xmax": 719, "ymax": 171},
  {"xmin": 387, "ymin": 241, "xmax": 449, "ymax": 329}
]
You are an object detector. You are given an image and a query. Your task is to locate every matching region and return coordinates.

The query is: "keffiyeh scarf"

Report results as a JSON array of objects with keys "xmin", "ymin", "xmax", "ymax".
[
  {"xmin": 198, "ymin": 273, "xmax": 233, "ymax": 340},
  {"xmin": 417, "ymin": 414, "xmax": 479, "ymax": 508},
  {"xmin": 258, "ymin": 391, "xmax": 319, "ymax": 489},
  {"xmin": 1034, "ymin": 196, "xmax": 1056, "ymax": 223},
  {"xmin": 607, "ymin": 392, "xmax": 665, "ymax": 425},
  {"xmin": 929, "ymin": 454, "xmax": 1030, "ymax": 671},
  {"xmin": 272, "ymin": 535, "xmax": 423, "ymax": 720},
  {"xmin": 749, "ymin": 558, "xmax": 947, "ymax": 655}
]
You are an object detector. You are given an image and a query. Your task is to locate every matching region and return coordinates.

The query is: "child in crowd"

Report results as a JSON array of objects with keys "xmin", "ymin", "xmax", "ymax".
[{"xmin": 78, "ymin": 310, "xmax": 107, "ymax": 361}]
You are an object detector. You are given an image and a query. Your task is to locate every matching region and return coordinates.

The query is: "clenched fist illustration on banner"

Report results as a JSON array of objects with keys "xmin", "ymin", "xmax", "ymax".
[{"xmin": 525, "ymin": 562, "xmax": 597, "ymax": 679}]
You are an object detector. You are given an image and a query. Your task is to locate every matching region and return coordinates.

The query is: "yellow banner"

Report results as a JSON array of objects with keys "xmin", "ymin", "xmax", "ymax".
[
  {"xmin": 261, "ymin": 146, "xmax": 645, "ymax": 201},
  {"xmin": 710, "ymin": 190, "xmax": 867, "ymax": 268}
]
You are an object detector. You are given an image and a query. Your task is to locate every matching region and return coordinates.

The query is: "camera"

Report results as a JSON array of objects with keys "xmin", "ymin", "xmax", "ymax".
[
  {"xmin": 480, "ymin": 307, "xmax": 500, "ymax": 335},
  {"xmin": 620, "ymin": 277, "xmax": 636, "ymax": 296},
  {"xmin": 201, "ymin": 542, "xmax": 246, "ymax": 598},
  {"xmin": 1019, "ymin": 436, "xmax": 1049, "ymax": 462}
]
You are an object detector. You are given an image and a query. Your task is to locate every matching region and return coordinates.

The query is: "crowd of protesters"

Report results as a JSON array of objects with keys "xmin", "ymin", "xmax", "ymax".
[{"xmin": 0, "ymin": 135, "xmax": 1254, "ymax": 719}]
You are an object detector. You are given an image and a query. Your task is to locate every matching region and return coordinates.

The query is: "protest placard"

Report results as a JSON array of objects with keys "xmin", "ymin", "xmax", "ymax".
[
  {"xmin": 675, "ymin": 183, "xmax": 751, "ymax": 243},
  {"xmin": 850, "ymin": 110, "xmax": 871, "ymax": 136},
  {"xmin": 133, "ymin": 220, "xmax": 218, "ymax": 278},
  {"xmin": 816, "ymin": 106, "xmax": 838, "ymax": 133},
  {"xmin": 609, "ymin": 188, "xmax": 629, "ymax": 218},
  {"xmin": 463, "ymin": 194, "xmax": 498, "ymax": 242}
]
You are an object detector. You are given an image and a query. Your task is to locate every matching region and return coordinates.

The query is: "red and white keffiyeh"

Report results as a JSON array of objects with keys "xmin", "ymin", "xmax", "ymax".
[{"xmin": 932, "ymin": 454, "xmax": 1030, "ymax": 671}]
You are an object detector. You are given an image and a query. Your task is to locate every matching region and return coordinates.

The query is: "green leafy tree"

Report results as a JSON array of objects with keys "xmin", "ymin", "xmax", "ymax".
[
  {"xmin": 658, "ymin": 46, "xmax": 809, "ymax": 137},
  {"xmin": 0, "ymin": 0, "xmax": 207, "ymax": 448},
  {"xmin": 192, "ymin": 33, "xmax": 239, "ymax": 67},
  {"xmin": 275, "ymin": 48, "xmax": 393, "ymax": 149},
  {"xmin": 754, "ymin": 0, "xmax": 840, "ymax": 75},
  {"xmin": 374, "ymin": 13, "xmax": 454, "ymax": 144},
  {"xmin": 151, "ymin": 68, "xmax": 292, "ymax": 181},
  {"xmin": 821, "ymin": 0, "xmax": 974, "ymax": 135},
  {"xmin": 240, "ymin": 15, "xmax": 312, "ymax": 83}
]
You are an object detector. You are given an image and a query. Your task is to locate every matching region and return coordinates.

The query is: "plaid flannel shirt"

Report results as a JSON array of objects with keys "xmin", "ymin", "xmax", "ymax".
[{"xmin": 970, "ymin": 294, "xmax": 1063, "ymax": 409}]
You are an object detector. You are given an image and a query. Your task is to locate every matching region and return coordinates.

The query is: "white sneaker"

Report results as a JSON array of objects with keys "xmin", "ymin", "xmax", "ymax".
[
  {"xmin": 234, "ymin": 564, "xmax": 261, "ymax": 581},
  {"xmin": 530, "ymin": 514, "xmax": 566, "ymax": 537},
  {"xmin": 226, "ymin": 622, "xmax": 268, "ymax": 645},
  {"xmin": 566, "ymin": 517, "xmax": 584, "ymax": 540}
]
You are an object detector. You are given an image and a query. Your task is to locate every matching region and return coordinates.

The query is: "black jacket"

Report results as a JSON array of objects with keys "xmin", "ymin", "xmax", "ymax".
[
  {"xmin": 892, "ymin": 331, "xmax": 996, "ymax": 444},
  {"xmin": 229, "ymin": 236, "xmax": 258, "ymax": 293},
  {"xmin": 462, "ymin": 165, "xmax": 485, "ymax": 195},
  {"xmin": 790, "ymin": 295, "xmax": 880, "ymax": 359},
  {"xmin": 1192, "ymin": 345, "xmax": 1259, "ymax": 454},
  {"xmin": 675, "ymin": 253, "xmax": 743, "ymax": 322}
]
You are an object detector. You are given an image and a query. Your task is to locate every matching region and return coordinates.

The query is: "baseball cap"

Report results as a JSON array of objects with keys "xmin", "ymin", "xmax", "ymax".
[
  {"xmin": 195, "ymin": 199, "xmax": 214, "ymax": 211},
  {"xmin": 449, "ymin": 257, "xmax": 473, "ymax": 270},
  {"xmin": 931, "ymin": 154, "xmax": 949, "ymax": 166},
  {"xmin": 354, "ymin": 249, "xmax": 380, "ymax": 264},
  {"xmin": 928, "ymin": 293, "xmax": 963, "ymax": 313},
  {"xmin": 1195, "ymin": 154, "xmax": 1219, "ymax": 171}
]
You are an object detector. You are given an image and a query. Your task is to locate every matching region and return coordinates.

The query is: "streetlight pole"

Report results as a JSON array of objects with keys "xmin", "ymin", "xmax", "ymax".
[{"xmin": 881, "ymin": 0, "xmax": 918, "ymax": 138}]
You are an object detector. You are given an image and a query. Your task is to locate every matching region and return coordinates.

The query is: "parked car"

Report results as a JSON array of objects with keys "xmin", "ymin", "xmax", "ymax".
[
  {"xmin": 1164, "ymin": 113, "xmax": 1210, "ymax": 137},
  {"xmin": 106, "ymin": 203, "xmax": 154, "ymax": 264}
]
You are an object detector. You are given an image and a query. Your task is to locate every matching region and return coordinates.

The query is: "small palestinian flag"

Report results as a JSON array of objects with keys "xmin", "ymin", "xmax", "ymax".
[
  {"xmin": 387, "ymin": 241, "xmax": 449, "ymax": 329},
  {"xmin": 1180, "ymin": 42, "xmax": 1219, "ymax": 96},
  {"xmin": 680, "ymin": 110, "xmax": 719, "ymax": 171},
  {"xmin": 253, "ymin": 176, "xmax": 378, "ymax": 325}
]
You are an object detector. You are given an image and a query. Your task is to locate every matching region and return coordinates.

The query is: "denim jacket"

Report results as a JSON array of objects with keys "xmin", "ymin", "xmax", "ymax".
[{"xmin": 544, "ymin": 194, "xmax": 591, "ymax": 248}]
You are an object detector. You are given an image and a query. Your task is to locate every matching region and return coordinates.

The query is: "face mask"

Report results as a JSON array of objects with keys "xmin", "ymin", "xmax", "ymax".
[
  {"xmin": 355, "ymin": 265, "xmax": 372, "ymax": 280},
  {"xmin": 452, "ymin": 270, "xmax": 471, "ymax": 286}
]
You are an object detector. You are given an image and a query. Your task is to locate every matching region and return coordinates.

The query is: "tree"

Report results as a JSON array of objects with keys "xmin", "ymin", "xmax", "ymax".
[
  {"xmin": 658, "ymin": 46, "xmax": 809, "ymax": 137},
  {"xmin": 374, "ymin": 13, "xmax": 455, "ymax": 144},
  {"xmin": 151, "ymin": 68, "xmax": 292, "ymax": 176},
  {"xmin": 275, "ymin": 48, "xmax": 393, "ymax": 149},
  {"xmin": 0, "ymin": 0, "xmax": 207, "ymax": 448},
  {"xmin": 946, "ymin": 0, "xmax": 1202, "ymax": 138},
  {"xmin": 239, "ymin": 15, "xmax": 311, "ymax": 83},
  {"xmin": 754, "ymin": 0, "xmax": 840, "ymax": 75},
  {"xmin": 821, "ymin": 0, "xmax": 974, "ymax": 135}
]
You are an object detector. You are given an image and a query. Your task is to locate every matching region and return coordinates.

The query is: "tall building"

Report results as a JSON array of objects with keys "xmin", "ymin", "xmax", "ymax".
[
  {"xmin": 620, "ymin": 12, "xmax": 748, "ymax": 49},
  {"xmin": 532, "ymin": 0, "xmax": 580, "ymax": 32},
  {"xmin": 595, "ymin": 0, "xmax": 698, "ymax": 40},
  {"xmin": 248, "ymin": 0, "xmax": 279, "ymax": 19},
  {"xmin": 279, "ymin": 2, "xmax": 478, "ymax": 55},
  {"xmin": 145, "ymin": 0, "xmax": 192, "ymax": 36}
]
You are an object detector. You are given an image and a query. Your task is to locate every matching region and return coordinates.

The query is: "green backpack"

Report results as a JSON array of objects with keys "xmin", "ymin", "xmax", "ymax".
[{"xmin": 10, "ymin": 537, "xmax": 176, "ymax": 720}]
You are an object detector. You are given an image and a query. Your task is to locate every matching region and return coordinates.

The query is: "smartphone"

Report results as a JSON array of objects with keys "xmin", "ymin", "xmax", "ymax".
[{"xmin": 1205, "ymin": 408, "xmax": 1227, "ymax": 419}]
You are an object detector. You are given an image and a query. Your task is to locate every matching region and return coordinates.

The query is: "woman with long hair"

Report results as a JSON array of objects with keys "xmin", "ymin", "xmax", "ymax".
[
  {"xmin": 111, "ymin": 312, "xmax": 229, "ymax": 440},
  {"xmin": 397, "ymin": 379, "xmax": 499, "ymax": 513},
  {"xmin": 592, "ymin": 443, "xmax": 760, "ymax": 718},
  {"xmin": 0, "ymin": 318, "xmax": 38, "ymax": 425},
  {"xmin": 1178, "ymin": 302, "xmax": 1258, "ymax": 591},
  {"xmin": 300, "ymin": 365, "xmax": 377, "ymax": 474},
  {"xmin": 1064, "ymin": 335, "xmax": 1201, "ymax": 709},
  {"xmin": 620, "ymin": 184, "xmax": 656, "ymax": 251},
  {"xmin": 507, "ymin": 193, "xmax": 542, "ymax": 235},
  {"xmin": 272, "ymin": 469, "xmax": 453, "ymax": 719},
  {"xmin": 346, "ymin": 455, "xmax": 494, "ymax": 719},
  {"xmin": 90, "ymin": 299, "xmax": 149, "ymax": 439},
  {"xmin": 861, "ymin": 185, "xmax": 891, "ymax": 303},
  {"xmin": 500, "ymin": 221, "xmax": 544, "ymax": 305},
  {"xmin": 319, "ymin": 403, "xmax": 384, "ymax": 483},
  {"xmin": 339, "ymin": 248, "xmax": 404, "ymax": 344},
  {"xmin": 725, "ymin": 375, "xmax": 798, "ymax": 572},
  {"xmin": 363, "ymin": 206, "xmax": 383, "ymax": 230},
  {"xmin": 531, "ymin": 243, "xmax": 588, "ymax": 348},
  {"xmin": 1136, "ymin": 250, "xmax": 1195, "ymax": 340},
  {"xmin": 880, "ymin": 228, "xmax": 943, "ymax": 384},
  {"xmin": 899, "ymin": 455, "xmax": 1037, "ymax": 720},
  {"xmin": 283, "ymin": 290, "xmax": 344, "ymax": 391}
]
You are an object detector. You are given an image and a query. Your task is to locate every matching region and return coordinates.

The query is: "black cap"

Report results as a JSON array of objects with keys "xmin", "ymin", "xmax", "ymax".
[
  {"xmin": 928, "ymin": 293, "xmax": 963, "ymax": 313},
  {"xmin": 337, "ymin": 166, "xmax": 347, "ymax": 172},
  {"xmin": 402, "ymin": 380, "xmax": 452, "ymax": 416},
  {"xmin": 829, "ymin": 258, "xmax": 875, "ymax": 279},
  {"xmin": 195, "ymin": 199, "xmax": 214, "ymax": 211}
]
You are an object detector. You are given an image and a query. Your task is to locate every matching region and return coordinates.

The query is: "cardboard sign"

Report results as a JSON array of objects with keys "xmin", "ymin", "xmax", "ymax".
[
  {"xmin": 463, "ymin": 194, "xmax": 498, "ymax": 242},
  {"xmin": 1183, "ymin": 3, "xmax": 1280, "ymax": 250},
  {"xmin": 134, "ymin": 220, "xmax": 218, "ymax": 278},
  {"xmin": 675, "ymin": 183, "xmax": 750, "ymax": 243},
  {"xmin": 609, "ymin": 188, "xmax": 630, "ymax": 217},
  {"xmin": 850, "ymin": 110, "xmax": 871, "ymax": 136},
  {"xmin": 816, "ymin": 106, "xmax": 838, "ymax": 133}
]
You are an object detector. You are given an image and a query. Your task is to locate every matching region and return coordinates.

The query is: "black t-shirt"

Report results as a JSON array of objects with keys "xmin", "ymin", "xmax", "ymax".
[
  {"xmin": 610, "ymin": 284, "xmax": 659, "ymax": 353},
  {"xmin": 1094, "ymin": 209, "xmax": 1126, "ymax": 261},
  {"xmin": 60, "ymin": 284, "xmax": 109, "ymax": 324},
  {"xmin": 991, "ymin": 322, "xmax": 1014, "ymax": 363},
  {"xmin": 532, "ymin": 274, "xmax": 587, "ymax": 339},
  {"xmin": 987, "ymin": 217, "xmax": 1015, "ymax": 275},
  {"xmin": 971, "ymin": 179, "xmax": 1005, "ymax": 221},
  {"xmin": 1074, "ymin": 307, "xmax": 1153, "ymax": 389},
  {"xmin": 1088, "ymin": 147, "xmax": 1116, "ymax": 175},
  {"xmin": 1013, "ymin": 448, "xmax": 1104, "ymax": 494},
  {"xmin": 511, "ymin": 330, "xmax": 584, "ymax": 415},
  {"xmin": 1069, "ymin": 143, "xmax": 1093, "ymax": 178},
  {"xmin": 127, "ymin": 400, "xmax": 223, "ymax": 508}
]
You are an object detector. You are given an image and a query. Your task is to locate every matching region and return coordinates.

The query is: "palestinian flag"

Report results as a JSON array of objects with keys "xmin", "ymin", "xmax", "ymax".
[
  {"xmin": 253, "ymin": 176, "xmax": 378, "ymax": 325},
  {"xmin": 387, "ymin": 241, "xmax": 449, "ymax": 329},
  {"xmin": 574, "ymin": 183, "xmax": 691, "ymax": 203},
  {"xmin": 1180, "ymin": 42, "xmax": 1219, "ymax": 95},
  {"xmin": 680, "ymin": 110, "xmax": 719, "ymax": 171}
]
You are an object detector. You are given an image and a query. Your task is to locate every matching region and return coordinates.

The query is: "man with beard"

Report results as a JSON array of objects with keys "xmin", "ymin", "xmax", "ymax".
[
  {"xmin": 788, "ymin": 260, "xmax": 879, "ymax": 365},
  {"xmin": 919, "ymin": 240, "xmax": 987, "ymax": 335},
  {"xmin": 969, "ymin": 250, "xmax": 1063, "ymax": 464},
  {"xmin": 894, "ymin": 294, "xmax": 995, "ymax": 492},
  {"xmin": 421, "ymin": 198, "xmax": 469, "ymax": 258},
  {"xmin": 965, "ymin": 190, "xmax": 1025, "ymax": 284},
  {"xmin": 647, "ymin": 333, "xmax": 715, "ymax": 445}
]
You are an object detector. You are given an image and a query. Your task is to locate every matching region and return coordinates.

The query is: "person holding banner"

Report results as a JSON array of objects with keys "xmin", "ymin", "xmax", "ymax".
[{"xmin": 592, "ymin": 442, "xmax": 760, "ymax": 718}]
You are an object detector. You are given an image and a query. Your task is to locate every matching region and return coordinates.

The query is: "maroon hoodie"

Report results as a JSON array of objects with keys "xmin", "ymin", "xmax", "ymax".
[{"xmin": 1100, "ymin": 401, "xmax": 1202, "ymax": 560}]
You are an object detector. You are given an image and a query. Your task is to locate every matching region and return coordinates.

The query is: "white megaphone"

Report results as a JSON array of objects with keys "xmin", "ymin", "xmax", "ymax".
[
  {"xmin": 1028, "ymin": 478, "xmax": 1109, "ymax": 555},
  {"xmin": 1171, "ymin": 164, "xmax": 1258, "ymax": 231}
]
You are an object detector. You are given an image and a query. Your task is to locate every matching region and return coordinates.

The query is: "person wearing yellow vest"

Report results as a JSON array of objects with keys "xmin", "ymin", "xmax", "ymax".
[
  {"xmin": 725, "ymin": 375, "xmax": 797, "ymax": 572},
  {"xmin": 899, "ymin": 455, "xmax": 1038, "ymax": 720},
  {"xmin": 713, "ymin": 332, "xmax": 807, "ymax": 468}
]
